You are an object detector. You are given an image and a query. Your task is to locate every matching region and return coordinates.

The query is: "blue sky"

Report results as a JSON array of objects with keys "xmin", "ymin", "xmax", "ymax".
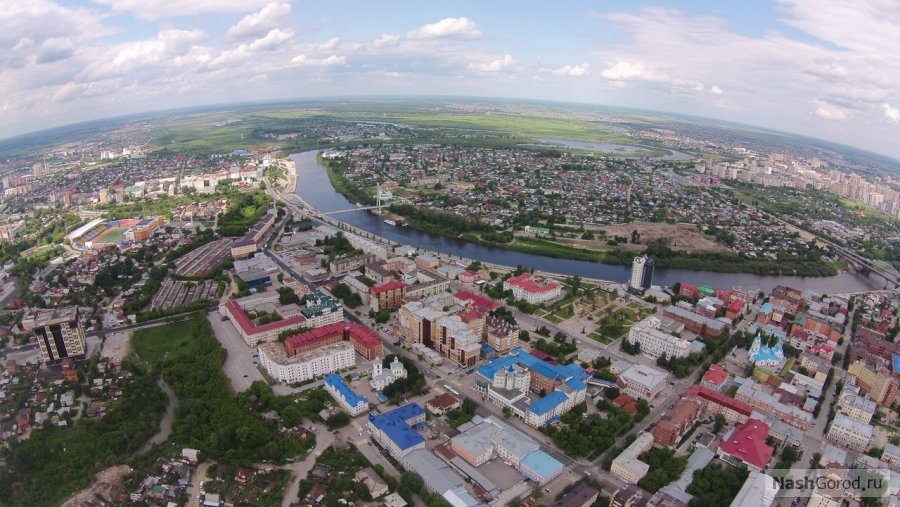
[{"xmin": 2, "ymin": 0, "xmax": 899, "ymax": 158}]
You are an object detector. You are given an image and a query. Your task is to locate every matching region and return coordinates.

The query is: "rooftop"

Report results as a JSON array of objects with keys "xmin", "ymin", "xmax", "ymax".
[
  {"xmin": 719, "ymin": 419, "xmax": 774, "ymax": 470},
  {"xmin": 324, "ymin": 374, "xmax": 368, "ymax": 408},
  {"xmin": 520, "ymin": 449, "xmax": 564, "ymax": 478},
  {"xmin": 369, "ymin": 403, "xmax": 426, "ymax": 451},
  {"xmin": 504, "ymin": 273, "xmax": 559, "ymax": 294}
]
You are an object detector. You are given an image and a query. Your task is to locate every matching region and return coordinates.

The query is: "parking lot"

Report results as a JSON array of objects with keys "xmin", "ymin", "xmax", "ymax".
[
  {"xmin": 207, "ymin": 310, "xmax": 264, "ymax": 392},
  {"xmin": 99, "ymin": 331, "xmax": 129, "ymax": 363}
]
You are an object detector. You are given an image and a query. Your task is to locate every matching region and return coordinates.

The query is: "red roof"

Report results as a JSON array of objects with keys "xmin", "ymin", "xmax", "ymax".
[
  {"xmin": 284, "ymin": 322, "xmax": 381, "ymax": 352},
  {"xmin": 702, "ymin": 364, "xmax": 729, "ymax": 387},
  {"xmin": 685, "ymin": 385, "xmax": 753, "ymax": 416},
  {"xmin": 458, "ymin": 270, "xmax": 479, "ymax": 282},
  {"xmin": 681, "ymin": 282, "xmax": 697, "ymax": 292},
  {"xmin": 226, "ymin": 299, "xmax": 307, "ymax": 336},
  {"xmin": 458, "ymin": 309, "xmax": 483, "ymax": 323},
  {"xmin": 529, "ymin": 349, "xmax": 552, "ymax": 361},
  {"xmin": 454, "ymin": 290, "xmax": 499, "ymax": 311},
  {"xmin": 505, "ymin": 273, "xmax": 559, "ymax": 294},
  {"xmin": 727, "ymin": 300, "xmax": 744, "ymax": 313},
  {"xmin": 718, "ymin": 419, "xmax": 774, "ymax": 469},
  {"xmin": 371, "ymin": 280, "xmax": 406, "ymax": 295}
]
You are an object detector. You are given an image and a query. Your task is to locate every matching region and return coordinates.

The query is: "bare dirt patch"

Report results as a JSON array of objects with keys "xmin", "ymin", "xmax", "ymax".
[
  {"xmin": 63, "ymin": 465, "xmax": 132, "ymax": 507},
  {"xmin": 582, "ymin": 222, "xmax": 732, "ymax": 254}
]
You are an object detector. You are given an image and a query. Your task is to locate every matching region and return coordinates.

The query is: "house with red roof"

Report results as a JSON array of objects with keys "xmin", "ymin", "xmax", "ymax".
[
  {"xmin": 458, "ymin": 270, "xmax": 480, "ymax": 286},
  {"xmin": 454, "ymin": 290, "xmax": 499, "ymax": 312},
  {"xmin": 370, "ymin": 280, "xmax": 406, "ymax": 312},
  {"xmin": 700, "ymin": 364, "xmax": 731, "ymax": 393},
  {"xmin": 679, "ymin": 283, "xmax": 699, "ymax": 300},
  {"xmin": 725, "ymin": 300, "xmax": 745, "ymax": 322},
  {"xmin": 685, "ymin": 384, "xmax": 753, "ymax": 424},
  {"xmin": 503, "ymin": 273, "xmax": 561, "ymax": 304},
  {"xmin": 717, "ymin": 419, "xmax": 774, "ymax": 472}
]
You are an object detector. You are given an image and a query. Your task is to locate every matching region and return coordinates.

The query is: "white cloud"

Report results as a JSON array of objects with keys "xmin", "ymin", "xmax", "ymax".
[
  {"xmin": 407, "ymin": 17, "xmax": 481, "ymax": 40},
  {"xmin": 291, "ymin": 54, "xmax": 346, "ymax": 66},
  {"xmin": 710, "ymin": 85, "xmax": 723, "ymax": 94},
  {"xmin": 92, "ymin": 0, "xmax": 273, "ymax": 20},
  {"xmin": 884, "ymin": 103, "xmax": 900, "ymax": 123},
  {"xmin": 813, "ymin": 99, "xmax": 851, "ymax": 120},
  {"xmin": 544, "ymin": 63, "xmax": 590, "ymax": 77},
  {"xmin": 227, "ymin": 3, "xmax": 291, "ymax": 40},
  {"xmin": 248, "ymin": 28, "xmax": 294, "ymax": 51},
  {"xmin": 467, "ymin": 54, "xmax": 514, "ymax": 72},
  {"xmin": 372, "ymin": 34, "xmax": 400, "ymax": 48},
  {"xmin": 600, "ymin": 61, "xmax": 646, "ymax": 80}
]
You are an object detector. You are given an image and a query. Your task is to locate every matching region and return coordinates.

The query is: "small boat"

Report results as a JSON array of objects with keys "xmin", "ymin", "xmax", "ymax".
[{"xmin": 383, "ymin": 219, "xmax": 397, "ymax": 226}]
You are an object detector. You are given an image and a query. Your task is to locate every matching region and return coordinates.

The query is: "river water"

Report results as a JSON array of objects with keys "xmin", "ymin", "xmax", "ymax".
[{"xmin": 290, "ymin": 151, "xmax": 881, "ymax": 293}]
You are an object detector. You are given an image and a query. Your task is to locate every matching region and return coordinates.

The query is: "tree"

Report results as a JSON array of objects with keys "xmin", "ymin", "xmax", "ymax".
[
  {"xmin": 277, "ymin": 286, "xmax": 300, "ymax": 305},
  {"xmin": 713, "ymin": 414, "xmax": 726, "ymax": 434},
  {"xmin": 519, "ymin": 330, "xmax": 531, "ymax": 342}
]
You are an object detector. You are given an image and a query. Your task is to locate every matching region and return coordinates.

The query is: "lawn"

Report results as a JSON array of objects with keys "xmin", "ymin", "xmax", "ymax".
[
  {"xmin": 131, "ymin": 315, "xmax": 203, "ymax": 367},
  {"xmin": 95, "ymin": 227, "xmax": 127, "ymax": 243}
]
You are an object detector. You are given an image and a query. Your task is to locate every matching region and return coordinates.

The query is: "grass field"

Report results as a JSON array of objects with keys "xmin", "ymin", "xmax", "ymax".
[
  {"xmin": 94, "ymin": 227, "xmax": 127, "ymax": 243},
  {"xmin": 131, "ymin": 316, "xmax": 203, "ymax": 367}
]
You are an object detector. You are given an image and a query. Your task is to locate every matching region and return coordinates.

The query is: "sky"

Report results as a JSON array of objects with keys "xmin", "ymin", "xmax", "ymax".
[{"xmin": 2, "ymin": 0, "xmax": 900, "ymax": 158}]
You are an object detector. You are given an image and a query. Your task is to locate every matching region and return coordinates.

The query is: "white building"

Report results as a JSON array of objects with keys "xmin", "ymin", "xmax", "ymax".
[
  {"xmin": 502, "ymin": 273, "xmax": 561, "ymax": 304},
  {"xmin": 837, "ymin": 393, "xmax": 877, "ymax": 424},
  {"xmin": 370, "ymin": 356, "xmax": 408, "ymax": 390},
  {"xmin": 628, "ymin": 255, "xmax": 654, "ymax": 295},
  {"xmin": 826, "ymin": 413, "xmax": 873, "ymax": 452},
  {"xmin": 729, "ymin": 471, "xmax": 780, "ymax": 507},
  {"xmin": 258, "ymin": 342, "xmax": 355, "ymax": 384},
  {"xmin": 627, "ymin": 316, "xmax": 692, "ymax": 359},
  {"xmin": 611, "ymin": 433, "xmax": 654, "ymax": 483},
  {"xmin": 324, "ymin": 374, "xmax": 370, "ymax": 416},
  {"xmin": 618, "ymin": 364, "xmax": 668, "ymax": 401}
]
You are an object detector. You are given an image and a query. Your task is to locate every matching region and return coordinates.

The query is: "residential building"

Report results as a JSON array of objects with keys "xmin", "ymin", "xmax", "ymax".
[
  {"xmin": 847, "ymin": 359, "xmax": 897, "ymax": 406},
  {"xmin": 717, "ymin": 419, "xmax": 774, "ymax": 472},
  {"xmin": 31, "ymin": 307, "xmax": 86, "ymax": 364},
  {"xmin": 503, "ymin": 273, "xmax": 561, "ymax": 304},
  {"xmin": 398, "ymin": 302, "xmax": 481, "ymax": 366},
  {"xmin": 221, "ymin": 298, "xmax": 311, "ymax": 346},
  {"xmin": 485, "ymin": 315, "xmax": 518, "ymax": 355},
  {"xmin": 610, "ymin": 485, "xmax": 651, "ymax": 507},
  {"xmin": 837, "ymin": 393, "xmax": 877, "ymax": 424},
  {"xmin": 370, "ymin": 356, "xmax": 407, "ymax": 390},
  {"xmin": 330, "ymin": 254, "xmax": 376, "ymax": 274},
  {"xmin": 355, "ymin": 468, "xmax": 389, "ymax": 499},
  {"xmin": 618, "ymin": 364, "xmax": 668, "ymax": 401},
  {"xmin": 700, "ymin": 364, "xmax": 731, "ymax": 392},
  {"xmin": 548, "ymin": 484, "xmax": 599, "ymax": 507},
  {"xmin": 405, "ymin": 279, "xmax": 450, "ymax": 301},
  {"xmin": 611, "ymin": 433, "xmax": 654, "ymax": 483},
  {"xmin": 371, "ymin": 280, "xmax": 406, "ymax": 312},
  {"xmin": 653, "ymin": 398, "xmax": 702, "ymax": 447},
  {"xmin": 258, "ymin": 342, "xmax": 355, "ymax": 383},
  {"xmin": 324, "ymin": 374, "xmax": 369, "ymax": 416},
  {"xmin": 628, "ymin": 255, "xmax": 654, "ymax": 295},
  {"xmin": 367, "ymin": 403, "xmax": 427, "ymax": 462},
  {"xmin": 425, "ymin": 393, "xmax": 461, "ymax": 416},
  {"xmin": 283, "ymin": 322, "xmax": 383, "ymax": 360},
  {"xmin": 881, "ymin": 443, "xmax": 900, "ymax": 471},
  {"xmin": 826, "ymin": 413, "xmax": 873, "ymax": 452},
  {"xmin": 685, "ymin": 384, "xmax": 753, "ymax": 424},
  {"xmin": 663, "ymin": 305, "xmax": 728, "ymax": 338},
  {"xmin": 729, "ymin": 471, "xmax": 779, "ymax": 507},
  {"xmin": 627, "ymin": 316, "xmax": 692, "ymax": 359}
]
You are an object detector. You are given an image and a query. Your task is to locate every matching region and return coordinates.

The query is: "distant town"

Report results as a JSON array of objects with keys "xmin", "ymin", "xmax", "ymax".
[{"xmin": 0, "ymin": 101, "xmax": 898, "ymax": 507}]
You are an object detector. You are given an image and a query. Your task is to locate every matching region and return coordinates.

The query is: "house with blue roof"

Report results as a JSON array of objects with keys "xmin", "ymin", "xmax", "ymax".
[
  {"xmin": 519, "ymin": 449, "xmax": 564, "ymax": 485},
  {"xmin": 324, "ymin": 374, "xmax": 370, "ymax": 416},
  {"xmin": 476, "ymin": 348, "xmax": 587, "ymax": 427},
  {"xmin": 367, "ymin": 403, "xmax": 427, "ymax": 463}
]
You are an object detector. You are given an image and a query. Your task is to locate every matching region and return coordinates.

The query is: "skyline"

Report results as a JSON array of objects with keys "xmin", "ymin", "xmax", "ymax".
[{"xmin": 2, "ymin": 1, "xmax": 900, "ymax": 158}]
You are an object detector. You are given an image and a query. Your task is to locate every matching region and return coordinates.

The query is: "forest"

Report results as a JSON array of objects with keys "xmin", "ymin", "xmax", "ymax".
[
  {"xmin": 0, "ymin": 374, "xmax": 166, "ymax": 507},
  {"xmin": 217, "ymin": 190, "xmax": 272, "ymax": 237}
]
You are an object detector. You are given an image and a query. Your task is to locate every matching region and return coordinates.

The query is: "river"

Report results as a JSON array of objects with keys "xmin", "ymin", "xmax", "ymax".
[{"xmin": 290, "ymin": 151, "xmax": 882, "ymax": 293}]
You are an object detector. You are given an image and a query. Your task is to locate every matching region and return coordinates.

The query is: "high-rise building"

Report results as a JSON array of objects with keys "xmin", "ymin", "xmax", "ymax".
[
  {"xmin": 31, "ymin": 307, "xmax": 86, "ymax": 364},
  {"xmin": 628, "ymin": 255, "xmax": 654, "ymax": 295}
]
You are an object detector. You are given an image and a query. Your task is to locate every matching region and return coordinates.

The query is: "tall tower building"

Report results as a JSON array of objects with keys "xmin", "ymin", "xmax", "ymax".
[
  {"xmin": 628, "ymin": 255, "xmax": 654, "ymax": 295},
  {"xmin": 31, "ymin": 307, "xmax": 86, "ymax": 364}
]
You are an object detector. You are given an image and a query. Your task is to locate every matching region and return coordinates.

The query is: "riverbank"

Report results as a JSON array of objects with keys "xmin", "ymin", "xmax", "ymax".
[
  {"xmin": 294, "ymin": 149, "xmax": 880, "ymax": 292},
  {"xmin": 321, "ymin": 158, "xmax": 841, "ymax": 277}
]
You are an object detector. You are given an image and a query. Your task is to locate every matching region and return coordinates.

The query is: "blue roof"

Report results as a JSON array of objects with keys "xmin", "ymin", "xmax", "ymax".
[
  {"xmin": 527, "ymin": 391, "xmax": 568, "ymax": 416},
  {"xmin": 477, "ymin": 348, "xmax": 588, "ymax": 384},
  {"xmin": 481, "ymin": 344, "xmax": 497, "ymax": 354},
  {"xmin": 565, "ymin": 377, "xmax": 587, "ymax": 392},
  {"xmin": 759, "ymin": 303, "xmax": 772, "ymax": 314},
  {"xmin": 520, "ymin": 450, "xmax": 564, "ymax": 478},
  {"xmin": 324, "ymin": 374, "xmax": 367, "ymax": 408},
  {"xmin": 368, "ymin": 403, "xmax": 425, "ymax": 451},
  {"xmin": 894, "ymin": 354, "xmax": 900, "ymax": 375}
]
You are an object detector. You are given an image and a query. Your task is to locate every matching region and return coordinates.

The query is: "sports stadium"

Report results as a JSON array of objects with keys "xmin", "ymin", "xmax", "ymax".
[{"xmin": 66, "ymin": 216, "xmax": 164, "ymax": 249}]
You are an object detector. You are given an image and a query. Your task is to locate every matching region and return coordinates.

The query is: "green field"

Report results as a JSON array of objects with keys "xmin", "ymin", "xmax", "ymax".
[
  {"xmin": 131, "ymin": 316, "xmax": 203, "ymax": 367},
  {"xmin": 95, "ymin": 227, "xmax": 127, "ymax": 243}
]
